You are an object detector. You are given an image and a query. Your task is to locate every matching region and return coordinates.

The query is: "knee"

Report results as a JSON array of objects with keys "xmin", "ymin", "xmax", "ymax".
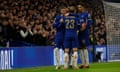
[
  {"xmin": 72, "ymin": 48, "xmax": 78, "ymax": 52},
  {"xmin": 64, "ymin": 48, "xmax": 69, "ymax": 53}
]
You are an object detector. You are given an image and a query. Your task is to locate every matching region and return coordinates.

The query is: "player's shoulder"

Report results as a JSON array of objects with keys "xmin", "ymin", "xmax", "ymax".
[
  {"xmin": 69, "ymin": 13, "xmax": 78, "ymax": 17},
  {"xmin": 64, "ymin": 13, "xmax": 76, "ymax": 18},
  {"xmin": 55, "ymin": 14, "xmax": 61, "ymax": 17},
  {"xmin": 77, "ymin": 13, "xmax": 82, "ymax": 18},
  {"xmin": 80, "ymin": 11, "xmax": 91, "ymax": 18},
  {"xmin": 55, "ymin": 14, "xmax": 63, "ymax": 19},
  {"xmin": 84, "ymin": 11, "xmax": 91, "ymax": 16}
]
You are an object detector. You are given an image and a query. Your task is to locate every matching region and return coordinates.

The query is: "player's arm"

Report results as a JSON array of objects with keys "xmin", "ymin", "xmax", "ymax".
[
  {"xmin": 87, "ymin": 13, "xmax": 92, "ymax": 28},
  {"xmin": 79, "ymin": 18, "xmax": 87, "ymax": 31},
  {"xmin": 53, "ymin": 15, "xmax": 64, "ymax": 28},
  {"xmin": 53, "ymin": 16, "xmax": 60, "ymax": 28},
  {"xmin": 80, "ymin": 13, "xmax": 92, "ymax": 31},
  {"xmin": 77, "ymin": 17, "xmax": 81, "ymax": 30},
  {"xmin": 80, "ymin": 23, "xmax": 87, "ymax": 31}
]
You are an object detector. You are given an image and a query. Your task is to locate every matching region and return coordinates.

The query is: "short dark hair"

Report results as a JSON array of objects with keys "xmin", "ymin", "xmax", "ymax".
[
  {"xmin": 68, "ymin": 6, "xmax": 75, "ymax": 12},
  {"xmin": 77, "ymin": 2, "xmax": 86, "ymax": 8},
  {"xmin": 59, "ymin": 6, "xmax": 66, "ymax": 9},
  {"xmin": 57, "ymin": 6, "xmax": 66, "ymax": 13}
]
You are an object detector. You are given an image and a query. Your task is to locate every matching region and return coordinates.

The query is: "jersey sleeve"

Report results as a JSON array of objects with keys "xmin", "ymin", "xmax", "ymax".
[
  {"xmin": 77, "ymin": 17, "xmax": 82, "ymax": 29},
  {"xmin": 81, "ymin": 13, "xmax": 92, "ymax": 28},
  {"xmin": 87, "ymin": 13, "xmax": 92, "ymax": 28},
  {"xmin": 79, "ymin": 16, "xmax": 85, "ymax": 30},
  {"xmin": 53, "ymin": 15, "xmax": 63, "ymax": 28}
]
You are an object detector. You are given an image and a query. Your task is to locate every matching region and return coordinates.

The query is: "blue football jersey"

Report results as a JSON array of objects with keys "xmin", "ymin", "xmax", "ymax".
[
  {"xmin": 63, "ymin": 13, "xmax": 79, "ymax": 36},
  {"xmin": 53, "ymin": 15, "xmax": 64, "ymax": 48},
  {"xmin": 78, "ymin": 12, "xmax": 92, "ymax": 47},
  {"xmin": 78, "ymin": 12, "xmax": 92, "ymax": 36},
  {"xmin": 53, "ymin": 15, "xmax": 64, "ymax": 37},
  {"xmin": 63, "ymin": 13, "xmax": 79, "ymax": 48}
]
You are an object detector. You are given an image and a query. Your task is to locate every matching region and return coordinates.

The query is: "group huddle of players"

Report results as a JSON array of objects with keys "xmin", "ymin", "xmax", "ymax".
[{"xmin": 53, "ymin": 3, "xmax": 92, "ymax": 70}]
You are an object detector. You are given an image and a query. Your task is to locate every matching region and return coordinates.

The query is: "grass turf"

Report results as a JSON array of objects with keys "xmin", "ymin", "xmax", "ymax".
[{"xmin": 0, "ymin": 62, "xmax": 120, "ymax": 72}]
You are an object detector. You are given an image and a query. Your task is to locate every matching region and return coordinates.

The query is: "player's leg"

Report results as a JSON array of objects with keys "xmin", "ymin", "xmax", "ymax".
[
  {"xmin": 79, "ymin": 47, "xmax": 85, "ymax": 68},
  {"xmin": 64, "ymin": 48, "xmax": 69, "ymax": 69},
  {"xmin": 83, "ymin": 47, "xmax": 89, "ymax": 68},
  {"xmin": 54, "ymin": 39, "xmax": 61, "ymax": 69},
  {"xmin": 54, "ymin": 47, "xmax": 60, "ymax": 69},
  {"xmin": 59, "ymin": 42, "xmax": 64, "ymax": 66},
  {"xmin": 72, "ymin": 48, "xmax": 78, "ymax": 69},
  {"xmin": 72, "ymin": 37, "xmax": 79, "ymax": 69},
  {"xmin": 69, "ymin": 50, "xmax": 73, "ymax": 68},
  {"xmin": 63, "ymin": 38, "xmax": 70, "ymax": 69},
  {"xmin": 83, "ymin": 39, "xmax": 90, "ymax": 68},
  {"xmin": 78, "ymin": 39, "xmax": 85, "ymax": 68}
]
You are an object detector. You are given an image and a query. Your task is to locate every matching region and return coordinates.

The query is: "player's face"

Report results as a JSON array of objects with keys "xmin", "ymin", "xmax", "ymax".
[
  {"xmin": 77, "ymin": 5, "xmax": 84, "ymax": 12},
  {"xmin": 60, "ymin": 8, "xmax": 66, "ymax": 15},
  {"xmin": 66, "ymin": 8, "xmax": 70, "ymax": 13}
]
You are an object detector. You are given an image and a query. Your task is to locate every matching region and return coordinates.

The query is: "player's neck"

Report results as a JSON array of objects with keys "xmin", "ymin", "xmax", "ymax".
[
  {"xmin": 64, "ymin": 13, "xmax": 70, "ymax": 16},
  {"xmin": 81, "ymin": 10, "xmax": 85, "ymax": 13},
  {"xmin": 79, "ymin": 9, "xmax": 86, "ymax": 13}
]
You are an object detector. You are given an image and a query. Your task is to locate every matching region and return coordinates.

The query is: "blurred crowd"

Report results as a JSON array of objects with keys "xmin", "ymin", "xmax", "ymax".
[
  {"xmin": 93, "ymin": 0, "xmax": 106, "ymax": 45},
  {"xmin": 0, "ymin": 0, "xmax": 106, "ymax": 47}
]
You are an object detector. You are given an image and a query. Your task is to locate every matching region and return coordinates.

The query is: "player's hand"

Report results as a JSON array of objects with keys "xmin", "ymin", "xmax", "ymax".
[
  {"xmin": 82, "ymin": 23, "xmax": 87, "ymax": 27},
  {"xmin": 80, "ymin": 23, "xmax": 87, "ymax": 31},
  {"xmin": 60, "ymin": 18, "xmax": 64, "ymax": 23}
]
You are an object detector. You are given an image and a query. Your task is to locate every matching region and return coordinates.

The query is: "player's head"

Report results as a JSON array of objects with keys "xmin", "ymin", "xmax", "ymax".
[
  {"xmin": 77, "ymin": 3, "xmax": 85, "ymax": 13},
  {"xmin": 60, "ymin": 6, "xmax": 67, "ymax": 15},
  {"xmin": 67, "ymin": 6, "xmax": 75, "ymax": 13},
  {"xmin": 65, "ymin": 6, "xmax": 70, "ymax": 13}
]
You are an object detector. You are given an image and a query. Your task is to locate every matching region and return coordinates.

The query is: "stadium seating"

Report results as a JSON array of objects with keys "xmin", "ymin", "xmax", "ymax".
[{"xmin": 0, "ymin": 0, "xmax": 106, "ymax": 47}]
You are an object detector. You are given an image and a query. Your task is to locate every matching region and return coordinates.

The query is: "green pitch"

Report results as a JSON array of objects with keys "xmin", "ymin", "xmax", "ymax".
[{"xmin": 0, "ymin": 62, "xmax": 120, "ymax": 72}]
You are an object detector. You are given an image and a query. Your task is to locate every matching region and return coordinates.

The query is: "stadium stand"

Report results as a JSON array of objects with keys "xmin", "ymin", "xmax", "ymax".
[{"xmin": 0, "ymin": 0, "xmax": 106, "ymax": 46}]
